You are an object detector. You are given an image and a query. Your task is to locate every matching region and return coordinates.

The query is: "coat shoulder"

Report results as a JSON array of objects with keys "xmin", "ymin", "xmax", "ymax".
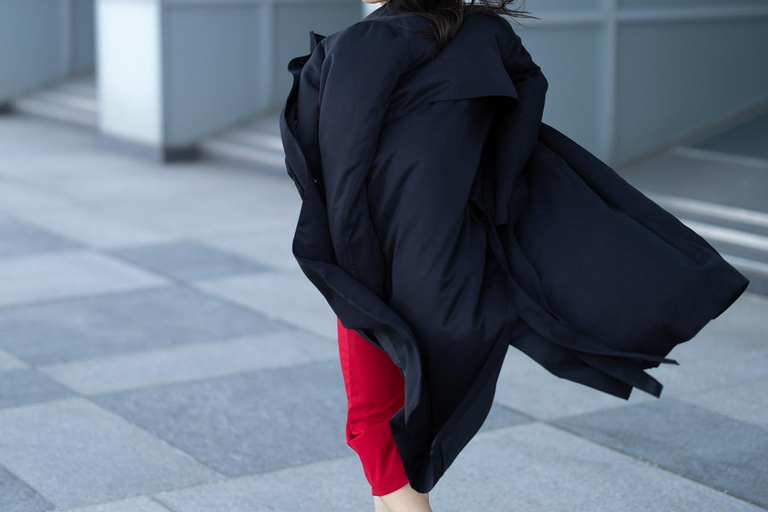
[
  {"xmin": 462, "ymin": 12, "xmax": 521, "ymax": 57},
  {"xmin": 317, "ymin": 17, "xmax": 416, "ymax": 82},
  {"xmin": 324, "ymin": 17, "xmax": 411, "ymax": 53}
]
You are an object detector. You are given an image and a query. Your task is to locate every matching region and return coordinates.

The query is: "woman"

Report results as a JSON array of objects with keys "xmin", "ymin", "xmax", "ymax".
[{"xmin": 279, "ymin": 0, "xmax": 750, "ymax": 510}]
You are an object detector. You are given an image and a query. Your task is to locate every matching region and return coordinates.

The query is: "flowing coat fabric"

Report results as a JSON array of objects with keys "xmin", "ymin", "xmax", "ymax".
[{"xmin": 279, "ymin": 1, "xmax": 750, "ymax": 493}]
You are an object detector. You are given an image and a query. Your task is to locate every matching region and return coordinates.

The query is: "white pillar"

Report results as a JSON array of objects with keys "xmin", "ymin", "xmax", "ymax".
[{"xmin": 96, "ymin": 0, "xmax": 171, "ymax": 158}]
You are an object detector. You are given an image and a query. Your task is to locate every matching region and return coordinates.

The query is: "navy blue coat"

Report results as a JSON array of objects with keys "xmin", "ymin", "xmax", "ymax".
[{"xmin": 279, "ymin": 1, "xmax": 750, "ymax": 493}]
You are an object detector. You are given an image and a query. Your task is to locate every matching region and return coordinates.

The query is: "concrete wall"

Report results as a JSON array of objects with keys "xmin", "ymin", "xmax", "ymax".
[
  {"xmin": 72, "ymin": 0, "xmax": 97, "ymax": 74},
  {"xmin": 0, "ymin": 0, "xmax": 68, "ymax": 102},
  {"xmin": 0, "ymin": 0, "xmax": 95, "ymax": 103},
  {"xmin": 273, "ymin": 1, "xmax": 365, "ymax": 110},
  {"xmin": 4, "ymin": 0, "xmax": 766, "ymax": 164},
  {"xmin": 96, "ymin": 0, "xmax": 361, "ymax": 151},
  {"xmin": 162, "ymin": 3, "xmax": 269, "ymax": 146},
  {"xmin": 514, "ymin": 0, "xmax": 768, "ymax": 165}
]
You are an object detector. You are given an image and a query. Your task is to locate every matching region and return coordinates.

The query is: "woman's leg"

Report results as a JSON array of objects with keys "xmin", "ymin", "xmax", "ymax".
[
  {"xmin": 377, "ymin": 484, "xmax": 432, "ymax": 512},
  {"xmin": 336, "ymin": 318, "xmax": 432, "ymax": 511}
]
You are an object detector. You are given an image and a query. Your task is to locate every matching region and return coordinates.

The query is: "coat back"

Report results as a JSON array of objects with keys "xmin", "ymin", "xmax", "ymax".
[{"xmin": 279, "ymin": 1, "xmax": 749, "ymax": 493}]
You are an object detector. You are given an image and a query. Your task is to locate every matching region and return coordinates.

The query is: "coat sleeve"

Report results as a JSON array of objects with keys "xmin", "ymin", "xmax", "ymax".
[
  {"xmin": 317, "ymin": 21, "xmax": 412, "ymax": 299},
  {"xmin": 493, "ymin": 23, "xmax": 549, "ymax": 225},
  {"xmin": 506, "ymin": 28, "xmax": 547, "ymax": 124}
]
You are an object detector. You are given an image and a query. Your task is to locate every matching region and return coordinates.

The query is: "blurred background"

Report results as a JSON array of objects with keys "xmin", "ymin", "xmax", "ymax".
[
  {"xmin": 0, "ymin": 1, "xmax": 767, "ymax": 511},
  {"xmin": 3, "ymin": 0, "xmax": 768, "ymax": 164}
]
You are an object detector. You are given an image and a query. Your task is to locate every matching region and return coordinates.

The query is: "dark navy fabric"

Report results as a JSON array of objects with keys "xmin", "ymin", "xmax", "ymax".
[{"xmin": 279, "ymin": 1, "xmax": 750, "ymax": 493}]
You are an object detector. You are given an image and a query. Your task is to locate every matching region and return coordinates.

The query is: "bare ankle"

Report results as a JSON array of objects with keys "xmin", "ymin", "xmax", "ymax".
[
  {"xmin": 377, "ymin": 482, "xmax": 432, "ymax": 512},
  {"xmin": 373, "ymin": 495, "xmax": 390, "ymax": 512}
]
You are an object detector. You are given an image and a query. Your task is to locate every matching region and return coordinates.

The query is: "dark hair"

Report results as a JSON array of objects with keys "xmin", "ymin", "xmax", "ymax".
[{"xmin": 391, "ymin": 0, "xmax": 538, "ymax": 55}]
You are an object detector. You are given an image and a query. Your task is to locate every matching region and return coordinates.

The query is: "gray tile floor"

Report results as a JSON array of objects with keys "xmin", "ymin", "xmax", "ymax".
[{"xmin": 0, "ymin": 112, "xmax": 766, "ymax": 511}]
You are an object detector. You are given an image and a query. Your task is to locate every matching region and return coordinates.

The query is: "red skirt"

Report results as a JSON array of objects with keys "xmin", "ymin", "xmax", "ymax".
[{"xmin": 337, "ymin": 317, "xmax": 411, "ymax": 496}]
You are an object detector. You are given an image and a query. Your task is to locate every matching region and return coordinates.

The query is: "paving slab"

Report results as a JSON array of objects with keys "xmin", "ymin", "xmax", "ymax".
[
  {"xmin": 0, "ymin": 219, "xmax": 80, "ymax": 259},
  {"xmin": 0, "ymin": 348, "xmax": 26, "ymax": 371},
  {"xmin": 0, "ymin": 465, "xmax": 54, "ymax": 512},
  {"xmin": 479, "ymin": 402, "xmax": 532, "ymax": 432},
  {"xmin": 0, "ymin": 121, "xmax": 298, "ymax": 239},
  {"xmin": 0, "ymin": 369, "xmax": 74, "ymax": 410},
  {"xmin": 153, "ymin": 455, "xmax": 370, "ymax": 512},
  {"xmin": 431, "ymin": 422, "xmax": 766, "ymax": 512},
  {"xmin": 551, "ymin": 398, "xmax": 768, "ymax": 508},
  {"xmin": 89, "ymin": 358, "xmax": 539, "ymax": 487},
  {"xmin": 63, "ymin": 496, "xmax": 173, "ymax": 512},
  {"xmin": 495, "ymin": 349, "xmax": 655, "ymax": 421},
  {"xmin": 40, "ymin": 330, "xmax": 338, "ymax": 395},
  {"xmin": 649, "ymin": 292, "xmax": 768, "ymax": 397},
  {"xmin": 497, "ymin": 292, "xmax": 768, "ymax": 419},
  {"xmin": 154, "ymin": 422, "xmax": 765, "ymax": 512},
  {"xmin": 48, "ymin": 161, "xmax": 301, "ymax": 238},
  {"xmin": 91, "ymin": 360, "xmax": 352, "ymax": 478},
  {"xmin": 10, "ymin": 203, "xmax": 172, "ymax": 249},
  {"xmin": 0, "ymin": 397, "xmax": 222, "ymax": 509},
  {"xmin": 0, "ymin": 286, "xmax": 285, "ymax": 365},
  {"xmin": 0, "ymin": 119, "xmax": 96, "ymax": 164},
  {"xmin": 0, "ymin": 180, "xmax": 81, "ymax": 218},
  {"xmin": 102, "ymin": 198, "xmax": 298, "ymax": 239},
  {"xmin": 0, "ymin": 178, "xmax": 172, "ymax": 250},
  {"xmin": 195, "ymin": 270, "xmax": 337, "ymax": 340},
  {"xmin": 675, "ymin": 378, "xmax": 768, "ymax": 430},
  {"xmin": 0, "ymin": 148, "xmax": 162, "ymax": 184},
  {"xmin": 0, "ymin": 113, "xmax": 99, "ymax": 149},
  {"xmin": 0, "ymin": 249, "xmax": 168, "ymax": 308},
  {"xmin": 202, "ymin": 223, "xmax": 300, "ymax": 272},
  {"xmin": 109, "ymin": 240, "xmax": 271, "ymax": 281},
  {"xmin": 26, "ymin": 159, "xmax": 267, "ymax": 207}
]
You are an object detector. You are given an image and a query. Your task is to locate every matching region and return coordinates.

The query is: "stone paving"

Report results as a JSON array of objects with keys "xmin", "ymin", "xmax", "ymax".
[{"xmin": 0, "ymin": 113, "xmax": 766, "ymax": 511}]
